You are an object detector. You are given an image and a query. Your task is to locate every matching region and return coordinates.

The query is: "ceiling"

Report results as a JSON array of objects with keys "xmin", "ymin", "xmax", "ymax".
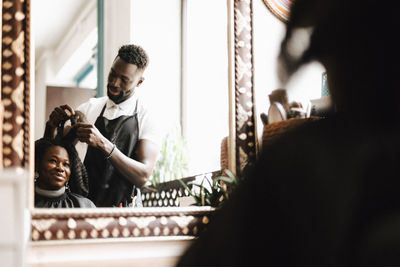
[{"xmin": 32, "ymin": 0, "xmax": 89, "ymax": 62}]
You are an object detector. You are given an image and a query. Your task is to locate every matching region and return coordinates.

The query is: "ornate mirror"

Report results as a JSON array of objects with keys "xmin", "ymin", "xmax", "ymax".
[{"xmin": 1, "ymin": 0, "xmax": 258, "ymax": 264}]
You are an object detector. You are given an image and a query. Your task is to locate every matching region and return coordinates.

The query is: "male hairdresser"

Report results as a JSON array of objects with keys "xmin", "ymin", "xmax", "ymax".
[{"xmin": 45, "ymin": 44, "xmax": 161, "ymax": 207}]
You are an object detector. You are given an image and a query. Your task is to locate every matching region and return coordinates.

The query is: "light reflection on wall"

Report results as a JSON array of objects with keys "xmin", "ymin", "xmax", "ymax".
[
  {"xmin": 131, "ymin": 0, "xmax": 228, "ymax": 177},
  {"xmin": 253, "ymin": 0, "xmax": 326, "ymax": 141},
  {"xmin": 185, "ymin": 0, "xmax": 228, "ymax": 175}
]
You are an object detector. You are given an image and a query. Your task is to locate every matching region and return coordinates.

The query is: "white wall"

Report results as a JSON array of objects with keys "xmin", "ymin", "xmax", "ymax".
[
  {"xmin": 0, "ymin": 169, "xmax": 29, "ymax": 267},
  {"xmin": 103, "ymin": 0, "xmax": 134, "ymax": 94},
  {"xmin": 185, "ymin": 0, "xmax": 228, "ymax": 175},
  {"xmin": 34, "ymin": 1, "xmax": 97, "ymax": 140},
  {"xmin": 130, "ymin": 0, "xmax": 228, "ymax": 177},
  {"xmin": 130, "ymin": 0, "xmax": 181, "ymax": 139},
  {"xmin": 34, "ymin": 54, "xmax": 54, "ymax": 139},
  {"xmin": 28, "ymin": 237, "xmax": 192, "ymax": 267}
]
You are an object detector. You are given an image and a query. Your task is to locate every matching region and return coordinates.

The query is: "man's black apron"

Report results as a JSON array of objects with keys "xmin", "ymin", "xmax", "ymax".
[{"xmin": 84, "ymin": 103, "xmax": 143, "ymax": 207}]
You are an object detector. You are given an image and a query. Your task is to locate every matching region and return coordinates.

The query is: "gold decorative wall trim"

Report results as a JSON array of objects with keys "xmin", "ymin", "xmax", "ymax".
[
  {"xmin": 31, "ymin": 207, "xmax": 214, "ymax": 241},
  {"xmin": 1, "ymin": 0, "xmax": 31, "ymax": 168}
]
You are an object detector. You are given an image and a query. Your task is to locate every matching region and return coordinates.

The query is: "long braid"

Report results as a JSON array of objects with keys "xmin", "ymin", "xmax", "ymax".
[{"xmin": 64, "ymin": 142, "xmax": 89, "ymax": 197}]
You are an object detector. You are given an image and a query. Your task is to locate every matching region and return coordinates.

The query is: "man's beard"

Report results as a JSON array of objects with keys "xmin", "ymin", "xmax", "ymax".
[
  {"xmin": 107, "ymin": 90, "xmax": 122, "ymax": 103},
  {"xmin": 107, "ymin": 86, "xmax": 133, "ymax": 104}
]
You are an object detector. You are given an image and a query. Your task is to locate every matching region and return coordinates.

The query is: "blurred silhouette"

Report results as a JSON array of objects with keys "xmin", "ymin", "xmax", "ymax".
[{"xmin": 177, "ymin": 0, "xmax": 400, "ymax": 266}]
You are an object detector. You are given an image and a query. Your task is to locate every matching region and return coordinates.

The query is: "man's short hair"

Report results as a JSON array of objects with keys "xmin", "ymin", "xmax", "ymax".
[{"xmin": 117, "ymin": 44, "xmax": 149, "ymax": 69}]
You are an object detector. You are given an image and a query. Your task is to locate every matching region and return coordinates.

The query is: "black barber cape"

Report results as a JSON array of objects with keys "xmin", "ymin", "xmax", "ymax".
[{"xmin": 35, "ymin": 186, "xmax": 96, "ymax": 208}]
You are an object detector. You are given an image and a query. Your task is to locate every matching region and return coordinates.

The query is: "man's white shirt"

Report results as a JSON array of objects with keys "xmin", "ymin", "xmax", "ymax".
[{"xmin": 74, "ymin": 92, "xmax": 162, "ymax": 161}]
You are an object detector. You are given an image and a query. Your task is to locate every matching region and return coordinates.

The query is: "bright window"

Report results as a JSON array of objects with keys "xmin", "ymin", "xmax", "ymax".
[{"xmin": 131, "ymin": 0, "xmax": 228, "ymax": 181}]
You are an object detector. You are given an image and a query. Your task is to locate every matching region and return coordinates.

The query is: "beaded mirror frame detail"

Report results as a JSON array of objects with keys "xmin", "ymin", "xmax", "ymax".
[
  {"xmin": 1, "ymin": 0, "xmax": 257, "ymax": 242},
  {"xmin": 1, "ymin": 0, "xmax": 31, "ymax": 168}
]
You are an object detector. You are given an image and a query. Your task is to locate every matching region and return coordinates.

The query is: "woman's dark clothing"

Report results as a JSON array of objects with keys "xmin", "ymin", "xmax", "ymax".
[
  {"xmin": 35, "ymin": 191, "xmax": 96, "ymax": 208},
  {"xmin": 85, "ymin": 104, "xmax": 143, "ymax": 207},
  {"xmin": 177, "ymin": 115, "xmax": 400, "ymax": 267}
]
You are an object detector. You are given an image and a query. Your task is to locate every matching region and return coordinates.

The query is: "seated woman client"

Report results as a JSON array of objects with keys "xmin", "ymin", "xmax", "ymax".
[{"xmin": 34, "ymin": 138, "xmax": 96, "ymax": 208}]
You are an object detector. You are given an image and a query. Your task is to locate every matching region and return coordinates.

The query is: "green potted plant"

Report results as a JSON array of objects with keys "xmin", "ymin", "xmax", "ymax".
[
  {"xmin": 178, "ymin": 169, "xmax": 239, "ymax": 208},
  {"xmin": 148, "ymin": 125, "xmax": 189, "ymax": 188}
]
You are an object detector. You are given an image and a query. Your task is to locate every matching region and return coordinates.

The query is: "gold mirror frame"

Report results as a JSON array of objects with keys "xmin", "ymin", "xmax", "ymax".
[{"xmin": 1, "ymin": 0, "xmax": 257, "ymax": 242}]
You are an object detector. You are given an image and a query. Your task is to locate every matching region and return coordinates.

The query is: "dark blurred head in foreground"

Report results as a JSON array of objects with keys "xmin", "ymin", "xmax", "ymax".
[
  {"xmin": 177, "ymin": 1, "xmax": 400, "ymax": 267},
  {"xmin": 279, "ymin": 0, "xmax": 399, "ymax": 123}
]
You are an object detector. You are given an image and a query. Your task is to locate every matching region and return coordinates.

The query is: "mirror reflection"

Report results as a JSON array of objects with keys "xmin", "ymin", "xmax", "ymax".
[
  {"xmin": 33, "ymin": 0, "xmax": 228, "ymax": 208},
  {"xmin": 253, "ymin": 0, "xmax": 327, "ymax": 144}
]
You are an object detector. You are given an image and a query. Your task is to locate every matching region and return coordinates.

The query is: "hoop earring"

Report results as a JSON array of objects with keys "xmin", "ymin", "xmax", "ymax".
[{"xmin": 65, "ymin": 182, "xmax": 70, "ymax": 192}]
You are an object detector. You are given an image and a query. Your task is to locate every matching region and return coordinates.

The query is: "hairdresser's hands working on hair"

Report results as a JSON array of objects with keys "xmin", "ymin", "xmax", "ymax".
[
  {"xmin": 48, "ymin": 105, "xmax": 75, "ymax": 127},
  {"xmin": 74, "ymin": 123, "xmax": 106, "ymax": 150},
  {"xmin": 44, "ymin": 105, "xmax": 75, "ymax": 139},
  {"xmin": 45, "ymin": 103, "xmax": 158, "ymax": 188},
  {"xmin": 74, "ymin": 123, "xmax": 158, "ymax": 187}
]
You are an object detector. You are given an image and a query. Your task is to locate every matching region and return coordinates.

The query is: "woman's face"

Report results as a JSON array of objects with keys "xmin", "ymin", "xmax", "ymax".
[{"xmin": 37, "ymin": 146, "xmax": 71, "ymax": 190}]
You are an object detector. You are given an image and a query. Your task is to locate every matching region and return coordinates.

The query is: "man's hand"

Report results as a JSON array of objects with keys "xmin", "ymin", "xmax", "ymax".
[
  {"xmin": 75, "ymin": 123, "xmax": 159, "ymax": 187},
  {"xmin": 48, "ymin": 104, "xmax": 75, "ymax": 128},
  {"xmin": 44, "ymin": 104, "xmax": 75, "ymax": 139},
  {"xmin": 75, "ymin": 123, "xmax": 110, "ymax": 153}
]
